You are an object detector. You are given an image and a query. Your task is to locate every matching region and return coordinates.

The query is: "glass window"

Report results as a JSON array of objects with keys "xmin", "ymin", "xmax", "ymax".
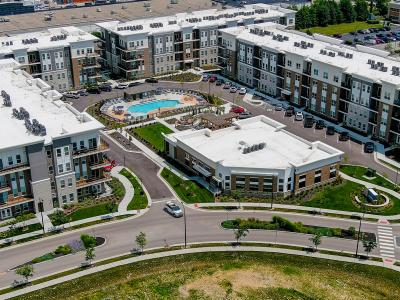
[
  {"xmin": 60, "ymin": 180, "xmax": 65, "ymax": 188},
  {"xmin": 64, "ymin": 146, "xmax": 70, "ymax": 156},
  {"xmin": 56, "ymin": 149, "xmax": 62, "ymax": 157}
]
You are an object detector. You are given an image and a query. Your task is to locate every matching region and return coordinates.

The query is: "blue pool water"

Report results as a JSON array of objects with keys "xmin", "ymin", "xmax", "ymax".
[{"xmin": 127, "ymin": 99, "xmax": 180, "ymax": 114}]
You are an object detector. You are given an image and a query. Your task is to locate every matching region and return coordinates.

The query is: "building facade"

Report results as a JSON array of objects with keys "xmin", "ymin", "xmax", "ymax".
[
  {"xmin": 218, "ymin": 23, "xmax": 400, "ymax": 145},
  {"xmin": 0, "ymin": 27, "xmax": 101, "ymax": 92},
  {"xmin": 164, "ymin": 115, "xmax": 343, "ymax": 197},
  {"xmin": 96, "ymin": 4, "xmax": 295, "ymax": 80},
  {"xmin": 388, "ymin": 1, "xmax": 400, "ymax": 23},
  {"xmin": 0, "ymin": 59, "xmax": 110, "ymax": 220}
]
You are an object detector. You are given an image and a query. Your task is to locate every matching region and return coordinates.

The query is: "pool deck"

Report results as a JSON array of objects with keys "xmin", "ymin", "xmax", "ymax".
[{"xmin": 106, "ymin": 93, "xmax": 198, "ymax": 121}]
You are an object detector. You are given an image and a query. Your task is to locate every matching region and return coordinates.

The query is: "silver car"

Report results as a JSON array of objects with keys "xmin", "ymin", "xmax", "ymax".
[{"xmin": 165, "ymin": 201, "xmax": 183, "ymax": 218}]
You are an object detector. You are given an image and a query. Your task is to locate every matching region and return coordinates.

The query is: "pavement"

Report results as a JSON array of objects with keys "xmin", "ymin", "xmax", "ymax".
[{"xmin": 110, "ymin": 166, "xmax": 135, "ymax": 213}]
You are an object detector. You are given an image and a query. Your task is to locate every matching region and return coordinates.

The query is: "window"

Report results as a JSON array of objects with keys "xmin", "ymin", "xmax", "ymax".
[
  {"xmin": 60, "ymin": 179, "xmax": 65, "ymax": 189},
  {"xmin": 69, "ymin": 193, "xmax": 74, "ymax": 202},
  {"xmin": 56, "ymin": 149, "xmax": 62, "ymax": 157},
  {"xmin": 48, "ymin": 166, "xmax": 53, "ymax": 175},
  {"xmin": 333, "ymin": 76, "xmax": 339, "ymax": 83},
  {"xmin": 329, "ymin": 165, "xmax": 336, "ymax": 178},
  {"xmin": 64, "ymin": 146, "xmax": 70, "ymax": 156},
  {"xmin": 287, "ymin": 60, "xmax": 292, "ymax": 67},
  {"xmin": 7, "ymin": 157, "xmax": 13, "ymax": 166},
  {"xmin": 46, "ymin": 150, "xmax": 52, "ymax": 158},
  {"xmin": 313, "ymin": 69, "xmax": 319, "ymax": 76},
  {"xmin": 16, "ymin": 155, "xmax": 21, "ymax": 164},
  {"xmin": 298, "ymin": 174, "xmax": 306, "ymax": 189},
  {"xmin": 323, "ymin": 72, "xmax": 328, "ymax": 79},
  {"xmin": 65, "ymin": 162, "xmax": 71, "ymax": 172},
  {"xmin": 62, "ymin": 195, "xmax": 67, "ymax": 203},
  {"xmin": 58, "ymin": 164, "xmax": 64, "ymax": 173},
  {"xmin": 314, "ymin": 170, "xmax": 322, "ymax": 184},
  {"xmin": 68, "ymin": 178, "xmax": 73, "ymax": 187}
]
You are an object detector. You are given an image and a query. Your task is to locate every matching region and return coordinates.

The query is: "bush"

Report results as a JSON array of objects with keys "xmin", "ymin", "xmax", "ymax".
[
  {"xmin": 332, "ymin": 228, "xmax": 342, "ymax": 237},
  {"xmin": 344, "ymin": 39, "xmax": 354, "ymax": 45},
  {"xmin": 81, "ymin": 234, "xmax": 97, "ymax": 249},
  {"xmin": 55, "ymin": 244, "xmax": 72, "ymax": 255},
  {"xmin": 366, "ymin": 20, "xmax": 380, "ymax": 24}
]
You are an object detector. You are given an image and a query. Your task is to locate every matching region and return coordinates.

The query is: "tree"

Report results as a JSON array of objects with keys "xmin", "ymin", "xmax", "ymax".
[
  {"xmin": 15, "ymin": 264, "xmax": 34, "ymax": 283},
  {"xmin": 376, "ymin": 0, "xmax": 388, "ymax": 16},
  {"xmin": 234, "ymin": 226, "xmax": 249, "ymax": 245},
  {"xmin": 348, "ymin": 226, "xmax": 356, "ymax": 237},
  {"xmin": 81, "ymin": 234, "xmax": 97, "ymax": 249},
  {"xmin": 340, "ymin": 0, "xmax": 357, "ymax": 22},
  {"xmin": 106, "ymin": 201, "xmax": 117, "ymax": 216},
  {"xmin": 135, "ymin": 231, "xmax": 147, "ymax": 253},
  {"xmin": 362, "ymin": 235, "xmax": 377, "ymax": 257},
  {"xmin": 85, "ymin": 247, "xmax": 95, "ymax": 265},
  {"xmin": 309, "ymin": 232, "xmax": 322, "ymax": 251},
  {"xmin": 354, "ymin": 0, "xmax": 369, "ymax": 20}
]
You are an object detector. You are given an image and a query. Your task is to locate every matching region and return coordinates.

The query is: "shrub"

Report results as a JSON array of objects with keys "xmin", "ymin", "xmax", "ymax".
[
  {"xmin": 332, "ymin": 228, "xmax": 342, "ymax": 237},
  {"xmin": 344, "ymin": 39, "xmax": 353, "ymax": 45},
  {"xmin": 54, "ymin": 244, "xmax": 72, "ymax": 255},
  {"xmin": 81, "ymin": 234, "xmax": 97, "ymax": 249}
]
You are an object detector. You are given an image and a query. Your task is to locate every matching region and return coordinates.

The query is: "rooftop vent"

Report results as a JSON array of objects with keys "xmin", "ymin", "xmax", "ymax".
[
  {"xmin": 242, "ymin": 142, "xmax": 266, "ymax": 154},
  {"xmin": 1, "ymin": 90, "xmax": 11, "ymax": 107}
]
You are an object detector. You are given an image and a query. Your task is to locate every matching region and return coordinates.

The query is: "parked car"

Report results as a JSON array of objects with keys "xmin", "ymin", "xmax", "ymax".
[
  {"xmin": 295, "ymin": 111, "xmax": 304, "ymax": 121},
  {"xmin": 230, "ymin": 106, "xmax": 245, "ymax": 114},
  {"xmin": 202, "ymin": 74, "xmax": 209, "ymax": 81},
  {"xmin": 223, "ymin": 82, "xmax": 231, "ymax": 89},
  {"xmin": 64, "ymin": 91, "xmax": 80, "ymax": 99},
  {"xmin": 165, "ymin": 201, "xmax": 183, "ymax": 218},
  {"xmin": 145, "ymin": 78, "xmax": 158, "ymax": 83},
  {"xmin": 285, "ymin": 106, "xmax": 295, "ymax": 117},
  {"xmin": 215, "ymin": 79, "xmax": 223, "ymax": 86},
  {"xmin": 239, "ymin": 87, "xmax": 247, "ymax": 94},
  {"xmin": 304, "ymin": 115, "xmax": 314, "ymax": 128},
  {"xmin": 326, "ymin": 126, "xmax": 335, "ymax": 135},
  {"xmin": 87, "ymin": 86, "xmax": 101, "ymax": 94},
  {"xmin": 238, "ymin": 111, "xmax": 252, "ymax": 119},
  {"xmin": 275, "ymin": 103, "xmax": 283, "ymax": 111},
  {"xmin": 115, "ymin": 83, "xmax": 128, "ymax": 89},
  {"xmin": 78, "ymin": 89, "xmax": 88, "ymax": 96},
  {"xmin": 209, "ymin": 75, "xmax": 217, "ymax": 83},
  {"xmin": 128, "ymin": 81, "xmax": 142, "ymax": 87},
  {"xmin": 364, "ymin": 142, "xmax": 375, "ymax": 153},
  {"xmin": 315, "ymin": 120, "xmax": 325, "ymax": 130},
  {"xmin": 230, "ymin": 86, "xmax": 237, "ymax": 93},
  {"xmin": 339, "ymin": 131, "xmax": 350, "ymax": 141},
  {"xmin": 99, "ymin": 84, "xmax": 112, "ymax": 92}
]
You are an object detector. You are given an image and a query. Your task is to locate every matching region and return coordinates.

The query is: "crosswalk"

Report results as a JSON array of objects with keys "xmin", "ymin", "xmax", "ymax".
[{"xmin": 377, "ymin": 224, "xmax": 395, "ymax": 260}]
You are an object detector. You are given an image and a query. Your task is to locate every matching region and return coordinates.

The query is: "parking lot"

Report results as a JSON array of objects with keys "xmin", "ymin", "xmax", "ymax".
[{"xmin": 339, "ymin": 26, "xmax": 400, "ymax": 46}]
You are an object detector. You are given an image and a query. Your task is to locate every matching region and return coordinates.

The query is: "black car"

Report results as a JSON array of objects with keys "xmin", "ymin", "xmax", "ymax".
[
  {"xmin": 339, "ymin": 131, "xmax": 350, "ymax": 141},
  {"xmin": 215, "ymin": 79, "xmax": 223, "ymax": 86},
  {"xmin": 99, "ymin": 84, "xmax": 112, "ymax": 92},
  {"xmin": 145, "ymin": 78, "xmax": 158, "ymax": 83},
  {"xmin": 128, "ymin": 81, "xmax": 142, "ymax": 87},
  {"xmin": 87, "ymin": 86, "xmax": 101, "ymax": 94},
  {"xmin": 326, "ymin": 126, "xmax": 335, "ymax": 135},
  {"xmin": 304, "ymin": 115, "xmax": 314, "ymax": 128},
  {"xmin": 315, "ymin": 120, "xmax": 325, "ymax": 130},
  {"xmin": 364, "ymin": 142, "xmax": 375, "ymax": 153},
  {"xmin": 285, "ymin": 106, "xmax": 295, "ymax": 117}
]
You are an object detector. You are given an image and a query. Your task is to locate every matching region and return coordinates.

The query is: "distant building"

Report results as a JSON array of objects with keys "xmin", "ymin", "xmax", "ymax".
[
  {"xmin": 0, "ymin": 0, "xmax": 34, "ymax": 16},
  {"xmin": 0, "ymin": 59, "xmax": 110, "ymax": 220},
  {"xmin": 0, "ymin": 27, "xmax": 101, "ymax": 91},
  {"xmin": 388, "ymin": 0, "xmax": 400, "ymax": 23},
  {"xmin": 164, "ymin": 115, "xmax": 343, "ymax": 197}
]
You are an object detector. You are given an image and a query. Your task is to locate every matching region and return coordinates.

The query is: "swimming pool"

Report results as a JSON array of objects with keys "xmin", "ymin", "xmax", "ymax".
[{"xmin": 127, "ymin": 99, "xmax": 180, "ymax": 114}]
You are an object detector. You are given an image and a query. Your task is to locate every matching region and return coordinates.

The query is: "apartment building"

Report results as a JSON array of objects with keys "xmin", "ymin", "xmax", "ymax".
[
  {"xmin": 0, "ymin": 59, "xmax": 110, "ymax": 220},
  {"xmin": 218, "ymin": 23, "xmax": 400, "ymax": 145},
  {"xmin": 0, "ymin": 26, "xmax": 101, "ymax": 92},
  {"xmin": 164, "ymin": 115, "xmax": 343, "ymax": 197},
  {"xmin": 388, "ymin": 0, "xmax": 400, "ymax": 23},
  {"xmin": 96, "ymin": 4, "xmax": 295, "ymax": 80}
]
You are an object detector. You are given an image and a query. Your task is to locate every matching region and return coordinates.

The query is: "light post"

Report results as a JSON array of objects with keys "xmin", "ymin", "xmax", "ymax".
[
  {"xmin": 38, "ymin": 199, "xmax": 45, "ymax": 235},
  {"xmin": 355, "ymin": 204, "xmax": 366, "ymax": 258},
  {"xmin": 181, "ymin": 201, "xmax": 187, "ymax": 248}
]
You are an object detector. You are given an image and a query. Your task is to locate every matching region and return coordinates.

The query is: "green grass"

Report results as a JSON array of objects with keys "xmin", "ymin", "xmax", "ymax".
[
  {"xmin": 13, "ymin": 252, "xmax": 400, "ymax": 300},
  {"xmin": 130, "ymin": 123, "xmax": 173, "ymax": 152},
  {"xmin": 340, "ymin": 165, "xmax": 398, "ymax": 190},
  {"xmin": 119, "ymin": 169, "xmax": 148, "ymax": 210},
  {"xmin": 305, "ymin": 21, "xmax": 383, "ymax": 36},
  {"xmin": 67, "ymin": 203, "xmax": 118, "ymax": 222},
  {"xmin": 0, "ymin": 223, "xmax": 43, "ymax": 239},
  {"xmin": 161, "ymin": 72, "xmax": 201, "ymax": 82},
  {"xmin": 161, "ymin": 168, "xmax": 214, "ymax": 203},
  {"xmin": 107, "ymin": 177, "xmax": 126, "ymax": 199}
]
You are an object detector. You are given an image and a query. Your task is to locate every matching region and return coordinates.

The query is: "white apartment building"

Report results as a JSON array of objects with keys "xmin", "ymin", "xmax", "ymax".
[
  {"xmin": 0, "ymin": 59, "xmax": 110, "ymax": 220},
  {"xmin": 218, "ymin": 23, "xmax": 400, "ymax": 144},
  {"xmin": 96, "ymin": 4, "xmax": 295, "ymax": 79},
  {"xmin": 0, "ymin": 26, "xmax": 101, "ymax": 92}
]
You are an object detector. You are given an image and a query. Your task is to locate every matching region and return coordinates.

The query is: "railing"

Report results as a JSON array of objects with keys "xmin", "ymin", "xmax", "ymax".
[
  {"xmin": 0, "ymin": 195, "xmax": 33, "ymax": 207},
  {"xmin": 73, "ymin": 140, "xmax": 110, "ymax": 158},
  {"xmin": 76, "ymin": 173, "xmax": 111, "ymax": 188},
  {"xmin": 0, "ymin": 162, "xmax": 30, "ymax": 176}
]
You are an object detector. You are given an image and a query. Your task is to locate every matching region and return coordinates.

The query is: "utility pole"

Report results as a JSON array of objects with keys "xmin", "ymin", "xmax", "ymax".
[{"xmin": 181, "ymin": 201, "xmax": 187, "ymax": 248}]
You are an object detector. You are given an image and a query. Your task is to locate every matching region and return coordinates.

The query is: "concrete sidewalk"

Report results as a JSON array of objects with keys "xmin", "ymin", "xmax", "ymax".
[
  {"xmin": 111, "ymin": 166, "xmax": 135, "ymax": 213},
  {"xmin": 36, "ymin": 212, "xmax": 53, "ymax": 233},
  {"xmin": 1, "ymin": 244, "xmax": 398, "ymax": 299}
]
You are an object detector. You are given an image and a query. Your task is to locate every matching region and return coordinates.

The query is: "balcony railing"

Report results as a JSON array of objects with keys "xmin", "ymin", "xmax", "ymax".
[
  {"xmin": 0, "ymin": 163, "xmax": 30, "ymax": 176},
  {"xmin": 89, "ymin": 160, "xmax": 112, "ymax": 170},
  {"xmin": 73, "ymin": 140, "xmax": 110, "ymax": 159},
  {"xmin": 0, "ymin": 195, "xmax": 33, "ymax": 208},
  {"xmin": 76, "ymin": 173, "xmax": 112, "ymax": 188}
]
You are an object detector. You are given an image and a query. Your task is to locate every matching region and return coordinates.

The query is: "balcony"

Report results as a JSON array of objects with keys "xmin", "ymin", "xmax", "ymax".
[
  {"xmin": 73, "ymin": 140, "xmax": 110, "ymax": 159},
  {"xmin": 0, "ymin": 163, "xmax": 30, "ymax": 176},
  {"xmin": 89, "ymin": 160, "xmax": 112, "ymax": 170},
  {"xmin": 0, "ymin": 183, "xmax": 11, "ymax": 194},
  {"xmin": 76, "ymin": 173, "xmax": 112, "ymax": 188},
  {"xmin": 0, "ymin": 195, "xmax": 33, "ymax": 208}
]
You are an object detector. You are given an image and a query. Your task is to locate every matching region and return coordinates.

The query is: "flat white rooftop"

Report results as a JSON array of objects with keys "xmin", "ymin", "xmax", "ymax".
[
  {"xmin": 0, "ymin": 26, "xmax": 98, "ymax": 57},
  {"xmin": 167, "ymin": 115, "xmax": 343, "ymax": 170},
  {"xmin": 97, "ymin": 4, "xmax": 293, "ymax": 36},
  {"xmin": 222, "ymin": 23, "xmax": 400, "ymax": 86},
  {"xmin": 0, "ymin": 59, "xmax": 103, "ymax": 151}
]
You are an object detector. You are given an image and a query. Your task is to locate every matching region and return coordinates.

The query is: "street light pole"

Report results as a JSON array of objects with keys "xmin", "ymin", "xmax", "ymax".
[
  {"xmin": 181, "ymin": 202, "xmax": 187, "ymax": 248},
  {"xmin": 355, "ymin": 206, "xmax": 365, "ymax": 258},
  {"xmin": 38, "ymin": 198, "xmax": 45, "ymax": 235}
]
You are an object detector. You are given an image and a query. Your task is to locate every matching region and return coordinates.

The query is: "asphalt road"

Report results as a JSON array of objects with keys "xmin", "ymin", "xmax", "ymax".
[{"xmin": 0, "ymin": 202, "xmax": 390, "ymax": 289}]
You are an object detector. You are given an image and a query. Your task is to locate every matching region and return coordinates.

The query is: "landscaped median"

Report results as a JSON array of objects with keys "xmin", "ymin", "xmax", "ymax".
[
  {"xmin": 119, "ymin": 168, "xmax": 148, "ymax": 210},
  {"xmin": 128, "ymin": 123, "xmax": 173, "ymax": 152},
  {"xmin": 3, "ymin": 248, "xmax": 399, "ymax": 299},
  {"xmin": 161, "ymin": 168, "xmax": 214, "ymax": 203}
]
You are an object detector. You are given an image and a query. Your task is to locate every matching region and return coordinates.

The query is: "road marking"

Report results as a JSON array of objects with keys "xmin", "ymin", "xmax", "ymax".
[{"xmin": 377, "ymin": 225, "xmax": 395, "ymax": 259}]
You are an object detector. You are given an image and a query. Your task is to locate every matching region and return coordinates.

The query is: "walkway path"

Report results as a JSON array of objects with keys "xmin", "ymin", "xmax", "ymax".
[
  {"xmin": 110, "ymin": 166, "xmax": 135, "ymax": 213},
  {"xmin": 35, "ymin": 212, "xmax": 53, "ymax": 233},
  {"xmin": 1, "ymin": 244, "xmax": 398, "ymax": 299},
  {"xmin": 377, "ymin": 219, "xmax": 396, "ymax": 263}
]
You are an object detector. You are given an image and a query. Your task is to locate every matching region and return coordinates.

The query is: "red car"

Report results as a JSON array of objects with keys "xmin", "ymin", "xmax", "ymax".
[
  {"xmin": 103, "ymin": 160, "xmax": 116, "ymax": 172},
  {"xmin": 209, "ymin": 75, "xmax": 217, "ymax": 83},
  {"xmin": 230, "ymin": 106, "xmax": 245, "ymax": 114}
]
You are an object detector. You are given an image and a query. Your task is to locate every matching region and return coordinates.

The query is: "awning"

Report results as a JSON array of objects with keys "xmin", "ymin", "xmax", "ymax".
[{"xmin": 192, "ymin": 163, "xmax": 212, "ymax": 177}]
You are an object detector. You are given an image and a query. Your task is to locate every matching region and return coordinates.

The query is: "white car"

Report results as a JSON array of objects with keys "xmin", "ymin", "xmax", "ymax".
[
  {"xmin": 239, "ymin": 87, "xmax": 247, "ymax": 94},
  {"xmin": 295, "ymin": 111, "xmax": 304, "ymax": 121},
  {"xmin": 275, "ymin": 104, "xmax": 283, "ymax": 111},
  {"xmin": 165, "ymin": 201, "xmax": 183, "ymax": 218},
  {"xmin": 230, "ymin": 87, "xmax": 237, "ymax": 93},
  {"xmin": 63, "ymin": 91, "xmax": 80, "ymax": 99},
  {"xmin": 115, "ymin": 83, "xmax": 128, "ymax": 89}
]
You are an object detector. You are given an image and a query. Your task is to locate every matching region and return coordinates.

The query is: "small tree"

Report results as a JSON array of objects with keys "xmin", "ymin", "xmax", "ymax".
[
  {"xmin": 362, "ymin": 235, "xmax": 377, "ymax": 257},
  {"xmin": 348, "ymin": 226, "xmax": 356, "ymax": 237},
  {"xmin": 15, "ymin": 264, "xmax": 34, "ymax": 284},
  {"xmin": 106, "ymin": 201, "xmax": 117, "ymax": 217},
  {"xmin": 135, "ymin": 231, "xmax": 147, "ymax": 253},
  {"xmin": 234, "ymin": 226, "xmax": 249, "ymax": 245},
  {"xmin": 309, "ymin": 232, "xmax": 322, "ymax": 252},
  {"xmin": 85, "ymin": 247, "xmax": 95, "ymax": 265},
  {"xmin": 81, "ymin": 234, "xmax": 97, "ymax": 249}
]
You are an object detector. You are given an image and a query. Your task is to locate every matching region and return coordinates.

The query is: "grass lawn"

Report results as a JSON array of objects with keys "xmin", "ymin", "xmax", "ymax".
[
  {"xmin": 162, "ymin": 72, "xmax": 201, "ymax": 82},
  {"xmin": 161, "ymin": 168, "xmax": 214, "ymax": 203},
  {"xmin": 15, "ymin": 252, "xmax": 400, "ymax": 300},
  {"xmin": 340, "ymin": 165, "xmax": 398, "ymax": 190},
  {"xmin": 305, "ymin": 21, "xmax": 382, "ymax": 36},
  {"xmin": 130, "ymin": 123, "xmax": 173, "ymax": 152},
  {"xmin": 119, "ymin": 168, "xmax": 148, "ymax": 210},
  {"xmin": 0, "ymin": 223, "xmax": 43, "ymax": 239},
  {"xmin": 68, "ymin": 203, "xmax": 118, "ymax": 222}
]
